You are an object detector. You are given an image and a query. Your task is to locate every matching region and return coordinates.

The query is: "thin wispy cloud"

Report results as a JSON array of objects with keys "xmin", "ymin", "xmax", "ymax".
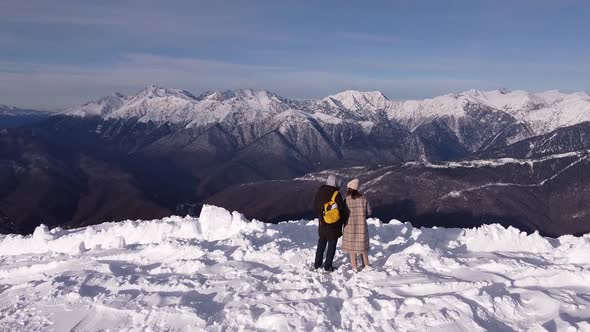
[
  {"xmin": 0, "ymin": 32, "xmax": 16, "ymax": 46},
  {"xmin": 0, "ymin": 54, "xmax": 491, "ymax": 108},
  {"xmin": 0, "ymin": 0, "xmax": 588, "ymax": 108},
  {"xmin": 340, "ymin": 33, "xmax": 401, "ymax": 44}
]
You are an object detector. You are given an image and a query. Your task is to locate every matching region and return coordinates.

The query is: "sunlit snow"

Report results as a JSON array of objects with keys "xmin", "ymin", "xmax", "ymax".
[{"xmin": 1, "ymin": 205, "xmax": 590, "ymax": 331}]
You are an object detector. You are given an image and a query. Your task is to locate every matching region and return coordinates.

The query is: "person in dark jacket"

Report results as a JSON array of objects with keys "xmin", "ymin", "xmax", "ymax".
[{"xmin": 313, "ymin": 174, "xmax": 347, "ymax": 272}]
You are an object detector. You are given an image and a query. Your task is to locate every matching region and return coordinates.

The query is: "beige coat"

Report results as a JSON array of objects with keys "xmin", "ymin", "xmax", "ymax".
[{"xmin": 341, "ymin": 195, "xmax": 372, "ymax": 253}]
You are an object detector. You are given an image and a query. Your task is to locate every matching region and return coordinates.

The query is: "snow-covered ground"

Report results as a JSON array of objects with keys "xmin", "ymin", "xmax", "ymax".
[{"xmin": 2, "ymin": 205, "xmax": 590, "ymax": 331}]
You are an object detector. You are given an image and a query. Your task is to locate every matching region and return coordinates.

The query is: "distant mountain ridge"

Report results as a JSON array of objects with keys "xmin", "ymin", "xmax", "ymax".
[
  {"xmin": 478, "ymin": 121, "xmax": 590, "ymax": 159},
  {"xmin": 0, "ymin": 104, "xmax": 49, "ymax": 116},
  {"xmin": 0, "ymin": 105, "xmax": 50, "ymax": 129},
  {"xmin": 63, "ymin": 85, "xmax": 590, "ymax": 138}
]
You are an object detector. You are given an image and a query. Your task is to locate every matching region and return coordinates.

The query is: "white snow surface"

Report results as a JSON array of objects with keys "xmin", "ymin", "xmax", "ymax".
[
  {"xmin": 61, "ymin": 86, "xmax": 590, "ymax": 136},
  {"xmin": 2, "ymin": 205, "xmax": 590, "ymax": 331}
]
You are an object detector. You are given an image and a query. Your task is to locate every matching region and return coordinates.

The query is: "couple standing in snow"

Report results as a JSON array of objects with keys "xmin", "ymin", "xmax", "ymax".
[{"xmin": 313, "ymin": 174, "xmax": 372, "ymax": 273}]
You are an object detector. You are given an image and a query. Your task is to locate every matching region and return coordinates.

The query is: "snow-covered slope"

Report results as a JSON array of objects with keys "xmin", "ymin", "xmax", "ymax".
[
  {"xmin": 1, "ymin": 205, "xmax": 590, "ymax": 331},
  {"xmin": 316, "ymin": 90, "xmax": 391, "ymax": 118},
  {"xmin": 460, "ymin": 89, "xmax": 590, "ymax": 134},
  {"xmin": 63, "ymin": 93, "xmax": 128, "ymax": 117}
]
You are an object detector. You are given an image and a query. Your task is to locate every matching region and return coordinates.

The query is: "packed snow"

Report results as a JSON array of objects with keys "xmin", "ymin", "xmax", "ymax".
[{"xmin": 2, "ymin": 205, "xmax": 590, "ymax": 331}]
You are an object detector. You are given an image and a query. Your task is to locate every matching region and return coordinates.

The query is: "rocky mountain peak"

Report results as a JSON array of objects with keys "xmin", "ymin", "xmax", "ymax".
[
  {"xmin": 323, "ymin": 90, "xmax": 389, "ymax": 109},
  {"xmin": 131, "ymin": 84, "xmax": 197, "ymax": 101}
]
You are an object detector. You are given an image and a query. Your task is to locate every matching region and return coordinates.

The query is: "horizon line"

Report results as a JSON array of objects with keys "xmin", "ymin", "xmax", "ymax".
[{"xmin": 5, "ymin": 85, "xmax": 590, "ymax": 112}]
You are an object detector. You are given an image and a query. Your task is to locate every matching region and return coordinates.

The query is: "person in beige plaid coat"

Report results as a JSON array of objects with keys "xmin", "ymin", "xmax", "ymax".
[{"xmin": 341, "ymin": 178, "xmax": 372, "ymax": 272}]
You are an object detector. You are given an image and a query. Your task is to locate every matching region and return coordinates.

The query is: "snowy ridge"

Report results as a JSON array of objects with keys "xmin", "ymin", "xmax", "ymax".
[
  {"xmin": 295, "ymin": 150, "xmax": 589, "ymax": 184},
  {"xmin": 460, "ymin": 89, "xmax": 590, "ymax": 134},
  {"xmin": 0, "ymin": 105, "xmax": 46, "ymax": 116},
  {"xmin": 0, "ymin": 105, "xmax": 22, "ymax": 116},
  {"xmin": 1, "ymin": 205, "xmax": 590, "ymax": 331},
  {"xmin": 406, "ymin": 150, "xmax": 590, "ymax": 169},
  {"xmin": 64, "ymin": 93, "xmax": 128, "ymax": 117},
  {"xmin": 61, "ymin": 85, "xmax": 590, "ymax": 136},
  {"xmin": 62, "ymin": 85, "xmax": 292, "ymax": 127},
  {"xmin": 320, "ymin": 90, "xmax": 390, "ymax": 112}
]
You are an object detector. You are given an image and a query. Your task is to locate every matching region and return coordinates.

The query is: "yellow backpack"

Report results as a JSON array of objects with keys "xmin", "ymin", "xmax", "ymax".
[{"xmin": 323, "ymin": 191, "xmax": 341, "ymax": 224}]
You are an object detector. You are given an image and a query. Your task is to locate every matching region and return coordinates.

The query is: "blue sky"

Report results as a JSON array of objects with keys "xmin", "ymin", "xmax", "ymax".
[{"xmin": 1, "ymin": 0, "xmax": 589, "ymax": 108}]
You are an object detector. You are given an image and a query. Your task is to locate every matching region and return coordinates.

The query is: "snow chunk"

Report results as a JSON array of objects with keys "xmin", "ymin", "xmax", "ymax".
[
  {"xmin": 557, "ymin": 234, "xmax": 590, "ymax": 264},
  {"xmin": 197, "ymin": 205, "xmax": 249, "ymax": 241},
  {"xmin": 32, "ymin": 224, "xmax": 54, "ymax": 242}
]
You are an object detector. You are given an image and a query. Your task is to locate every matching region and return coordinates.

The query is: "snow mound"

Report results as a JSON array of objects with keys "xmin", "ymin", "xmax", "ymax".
[
  {"xmin": 197, "ymin": 204, "xmax": 249, "ymax": 241},
  {"xmin": 461, "ymin": 224, "xmax": 555, "ymax": 253},
  {"xmin": 1, "ymin": 206, "xmax": 590, "ymax": 331},
  {"xmin": 0, "ymin": 216, "xmax": 200, "ymax": 256}
]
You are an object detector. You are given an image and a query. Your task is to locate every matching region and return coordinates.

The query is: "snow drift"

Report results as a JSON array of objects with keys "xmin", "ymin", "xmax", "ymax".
[{"xmin": 1, "ymin": 206, "xmax": 590, "ymax": 331}]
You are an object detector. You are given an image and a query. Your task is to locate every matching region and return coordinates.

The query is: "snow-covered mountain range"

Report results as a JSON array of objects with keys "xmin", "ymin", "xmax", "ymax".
[
  {"xmin": 2, "ymin": 85, "xmax": 590, "ymax": 236},
  {"xmin": 64, "ymin": 86, "xmax": 292, "ymax": 128},
  {"xmin": 63, "ymin": 85, "xmax": 590, "ymax": 138}
]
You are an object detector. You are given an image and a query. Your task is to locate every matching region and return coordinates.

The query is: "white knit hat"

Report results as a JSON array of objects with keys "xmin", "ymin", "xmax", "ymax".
[
  {"xmin": 326, "ymin": 174, "xmax": 340, "ymax": 187},
  {"xmin": 347, "ymin": 178, "xmax": 360, "ymax": 190}
]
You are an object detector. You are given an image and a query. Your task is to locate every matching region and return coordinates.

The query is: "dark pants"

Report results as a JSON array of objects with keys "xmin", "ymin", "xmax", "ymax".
[{"xmin": 314, "ymin": 237, "xmax": 338, "ymax": 269}]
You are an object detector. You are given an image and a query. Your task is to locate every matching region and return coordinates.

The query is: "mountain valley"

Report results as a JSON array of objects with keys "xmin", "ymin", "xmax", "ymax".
[{"xmin": 1, "ymin": 86, "xmax": 589, "ymax": 235}]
